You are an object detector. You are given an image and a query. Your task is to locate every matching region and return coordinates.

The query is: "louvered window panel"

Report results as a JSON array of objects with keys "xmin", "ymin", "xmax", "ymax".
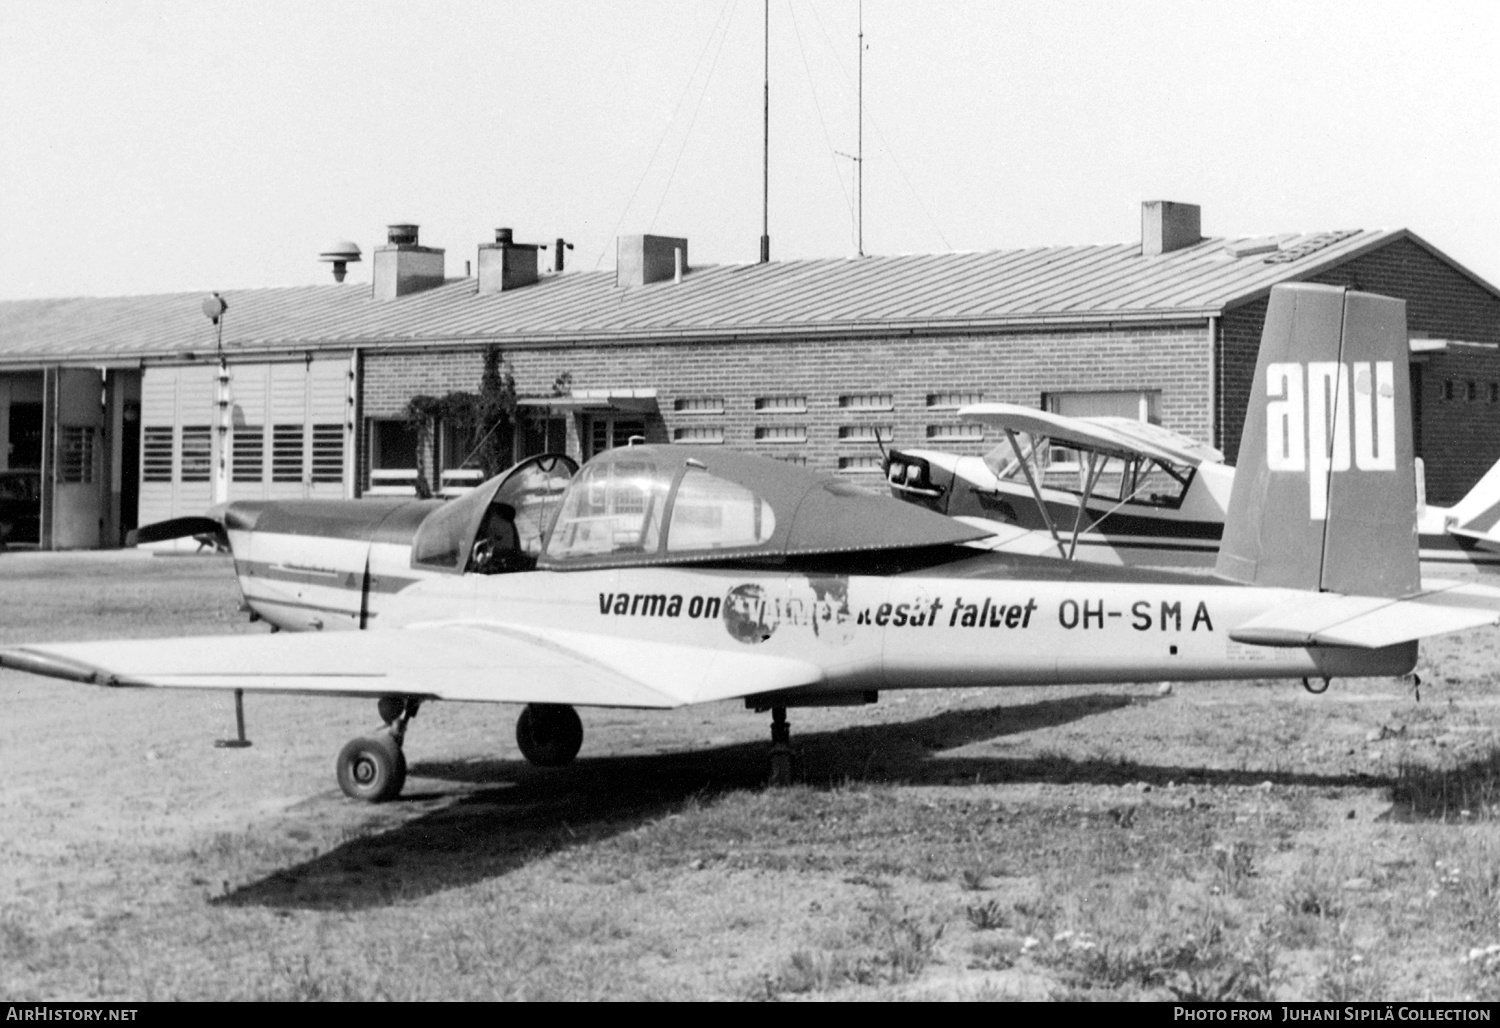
[
  {"xmin": 142, "ymin": 427, "xmax": 174, "ymax": 483},
  {"xmin": 272, "ymin": 424, "xmax": 304, "ymax": 483},
  {"xmin": 180, "ymin": 426, "xmax": 212, "ymax": 483},
  {"xmin": 233, "ymin": 427, "xmax": 264, "ymax": 483},
  {"xmin": 310, "ymin": 424, "xmax": 344, "ymax": 483}
]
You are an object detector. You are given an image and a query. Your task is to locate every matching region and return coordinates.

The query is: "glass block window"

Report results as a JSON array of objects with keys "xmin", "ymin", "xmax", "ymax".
[
  {"xmin": 838, "ymin": 455, "xmax": 884, "ymax": 473},
  {"xmin": 673, "ymin": 426, "xmax": 725, "ymax": 444},
  {"xmin": 838, "ymin": 425, "xmax": 893, "ymax": 442},
  {"xmin": 754, "ymin": 395, "xmax": 807, "ymax": 413},
  {"xmin": 673, "ymin": 397, "xmax": 725, "ymax": 415},
  {"xmin": 839, "ymin": 393, "xmax": 894, "ymax": 411},
  {"xmin": 927, "ymin": 391, "xmax": 984, "ymax": 410},
  {"xmin": 926, "ymin": 423, "xmax": 984, "ymax": 441},
  {"xmin": 754, "ymin": 426, "xmax": 807, "ymax": 443}
]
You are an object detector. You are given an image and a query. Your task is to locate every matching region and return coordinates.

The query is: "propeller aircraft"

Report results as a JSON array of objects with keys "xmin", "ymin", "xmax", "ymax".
[
  {"xmin": 885, "ymin": 383, "xmax": 1500, "ymax": 574},
  {"xmin": 6, "ymin": 282, "xmax": 1500, "ymax": 804}
]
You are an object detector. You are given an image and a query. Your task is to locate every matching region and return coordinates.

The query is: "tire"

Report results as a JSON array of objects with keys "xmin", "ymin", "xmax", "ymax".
[
  {"xmin": 336, "ymin": 734, "xmax": 407, "ymax": 802},
  {"xmin": 515, "ymin": 704, "xmax": 584, "ymax": 767}
]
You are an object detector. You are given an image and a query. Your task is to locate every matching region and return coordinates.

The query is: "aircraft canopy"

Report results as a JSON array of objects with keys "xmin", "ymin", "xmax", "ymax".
[{"xmin": 538, "ymin": 445, "xmax": 989, "ymax": 570}]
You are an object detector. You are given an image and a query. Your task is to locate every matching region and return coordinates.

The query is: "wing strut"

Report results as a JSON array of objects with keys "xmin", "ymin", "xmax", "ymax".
[{"xmin": 1005, "ymin": 427, "xmax": 1069, "ymax": 559}]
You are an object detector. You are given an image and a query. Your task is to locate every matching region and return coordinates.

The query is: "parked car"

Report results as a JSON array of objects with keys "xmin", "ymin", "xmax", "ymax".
[{"xmin": 0, "ymin": 469, "xmax": 41, "ymax": 549}]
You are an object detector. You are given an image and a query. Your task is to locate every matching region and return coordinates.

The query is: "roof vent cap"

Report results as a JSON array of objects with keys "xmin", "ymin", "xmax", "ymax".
[
  {"xmin": 495, "ymin": 227, "xmax": 514, "ymax": 246},
  {"xmin": 318, "ymin": 241, "xmax": 362, "ymax": 282},
  {"xmin": 387, "ymin": 224, "xmax": 420, "ymax": 246}
]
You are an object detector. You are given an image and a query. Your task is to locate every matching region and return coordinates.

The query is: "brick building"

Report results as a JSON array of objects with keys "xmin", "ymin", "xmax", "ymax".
[{"xmin": 2, "ymin": 200, "xmax": 1499, "ymax": 548}]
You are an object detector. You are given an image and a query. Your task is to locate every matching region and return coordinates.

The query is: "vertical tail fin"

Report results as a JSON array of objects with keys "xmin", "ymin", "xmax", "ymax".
[{"xmin": 1216, "ymin": 283, "xmax": 1419, "ymax": 597}]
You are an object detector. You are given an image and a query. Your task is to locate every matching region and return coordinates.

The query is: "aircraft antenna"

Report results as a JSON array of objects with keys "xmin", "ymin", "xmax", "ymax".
[{"xmin": 759, "ymin": 0, "xmax": 770, "ymax": 263}]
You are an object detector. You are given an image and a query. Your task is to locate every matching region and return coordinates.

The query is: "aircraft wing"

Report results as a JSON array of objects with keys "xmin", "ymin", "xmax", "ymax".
[
  {"xmin": 1228, "ymin": 579, "xmax": 1500, "ymax": 648},
  {"xmin": 958, "ymin": 403, "xmax": 1215, "ymax": 467},
  {"xmin": 0, "ymin": 622, "xmax": 826, "ymax": 710}
]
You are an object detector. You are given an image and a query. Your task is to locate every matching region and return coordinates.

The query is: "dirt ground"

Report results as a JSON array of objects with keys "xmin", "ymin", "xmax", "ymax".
[{"xmin": 2, "ymin": 551, "xmax": 1500, "ymax": 1000}]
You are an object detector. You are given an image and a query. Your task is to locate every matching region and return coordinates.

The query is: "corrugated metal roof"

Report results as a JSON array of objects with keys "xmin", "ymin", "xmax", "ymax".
[{"xmin": 0, "ymin": 227, "xmax": 1465, "ymax": 366}]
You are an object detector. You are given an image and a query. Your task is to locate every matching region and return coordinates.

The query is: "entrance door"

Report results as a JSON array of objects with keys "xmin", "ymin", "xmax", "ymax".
[{"xmin": 52, "ymin": 368, "xmax": 106, "ymax": 549}]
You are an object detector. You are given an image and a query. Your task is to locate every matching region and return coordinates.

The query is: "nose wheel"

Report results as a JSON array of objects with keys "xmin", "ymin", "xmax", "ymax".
[{"xmin": 336, "ymin": 696, "xmax": 421, "ymax": 802}]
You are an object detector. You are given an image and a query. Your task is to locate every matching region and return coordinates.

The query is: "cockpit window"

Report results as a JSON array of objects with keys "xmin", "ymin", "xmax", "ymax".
[
  {"xmin": 412, "ymin": 454, "xmax": 577, "ymax": 573},
  {"xmin": 666, "ymin": 468, "xmax": 776, "ymax": 552},
  {"xmin": 544, "ymin": 457, "xmax": 672, "ymax": 559}
]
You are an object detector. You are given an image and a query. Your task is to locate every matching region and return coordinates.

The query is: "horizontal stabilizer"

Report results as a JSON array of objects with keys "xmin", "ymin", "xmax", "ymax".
[
  {"xmin": 1230, "ymin": 580, "xmax": 1500, "ymax": 648},
  {"xmin": 1447, "ymin": 526, "xmax": 1500, "ymax": 555},
  {"xmin": 0, "ymin": 623, "xmax": 826, "ymax": 710}
]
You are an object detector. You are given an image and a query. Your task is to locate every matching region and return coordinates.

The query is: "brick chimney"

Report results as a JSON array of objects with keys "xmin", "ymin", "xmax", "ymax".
[
  {"xmin": 372, "ymin": 224, "xmax": 445, "ymax": 299},
  {"xmin": 1141, "ymin": 201, "xmax": 1202, "ymax": 256},
  {"xmin": 617, "ymin": 234, "xmax": 688, "ymax": 287},
  {"xmin": 477, "ymin": 228, "xmax": 541, "ymax": 293}
]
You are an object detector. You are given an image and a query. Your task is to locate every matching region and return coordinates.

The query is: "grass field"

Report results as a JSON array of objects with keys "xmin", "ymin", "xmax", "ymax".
[{"xmin": 2, "ymin": 551, "xmax": 1499, "ymax": 1000}]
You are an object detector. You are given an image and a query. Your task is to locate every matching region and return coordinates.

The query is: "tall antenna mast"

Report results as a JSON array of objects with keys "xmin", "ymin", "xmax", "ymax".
[
  {"xmin": 857, "ymin": 0, "xmax": 864, "ymax": 257},
  {"xmin": 760, "ymin": 0, "xmax": 770, "ymax": 263}
]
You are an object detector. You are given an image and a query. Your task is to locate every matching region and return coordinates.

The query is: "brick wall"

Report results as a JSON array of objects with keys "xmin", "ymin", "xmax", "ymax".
[
  {"xmin": 361, "ymin": 322, "xmax": 1211, "ymax": 481},
  {"xmin": 1217, "ymin": 238, "xmax": 1500, "ymax": 503}
]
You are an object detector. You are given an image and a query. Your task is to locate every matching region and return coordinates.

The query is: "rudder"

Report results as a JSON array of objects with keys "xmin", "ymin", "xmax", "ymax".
[{"xmin": 1216, "ymin": 283, "xmax": 1418, "ymax": 598}]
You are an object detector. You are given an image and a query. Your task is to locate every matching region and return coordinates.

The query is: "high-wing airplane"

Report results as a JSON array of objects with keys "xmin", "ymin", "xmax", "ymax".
[
  {"xmin": 6, "ymin": 282, "xmax": 1500, "ymax": 805},
  {"xmin": 885, "ymin": 392, "xmax": 1500, "ymax": 574}
]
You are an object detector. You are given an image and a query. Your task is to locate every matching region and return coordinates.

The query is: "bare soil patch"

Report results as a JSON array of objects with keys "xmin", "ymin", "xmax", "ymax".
[{"xmin": 2, "ymin": 551, "xmax": 1499, "ymax": 1000}]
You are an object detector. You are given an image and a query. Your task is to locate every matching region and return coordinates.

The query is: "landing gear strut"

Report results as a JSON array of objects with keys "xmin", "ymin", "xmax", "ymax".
[
  {"xmin": 768, "ymin": 705, "xmax": 794, "ymax": 787},
  {"xmin": 335, "ymin": 696, "xmax": 421, "ymax": 802}
]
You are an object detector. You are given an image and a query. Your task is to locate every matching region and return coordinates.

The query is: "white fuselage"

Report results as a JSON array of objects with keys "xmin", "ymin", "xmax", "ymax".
[{"xmin": 230, "ymin": 524, "xmax": 1416, "ymax": 697}]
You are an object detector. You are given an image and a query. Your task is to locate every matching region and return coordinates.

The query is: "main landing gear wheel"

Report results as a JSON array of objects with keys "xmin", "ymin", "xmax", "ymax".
[
  {"xmin": 336, "ymin": 696, "xmax": 421, "ymax": 802},
  {"xmin": 336, "ymin": 733, "xmax": 407, "ymax": 803},
  {"xmin": 516, "ymin": 703, "xmax": 584, "ymax": 767}
]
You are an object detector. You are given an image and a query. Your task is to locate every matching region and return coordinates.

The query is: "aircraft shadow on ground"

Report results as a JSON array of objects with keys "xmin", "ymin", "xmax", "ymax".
[{"xmin": 218, "ymin": 693, "xmax": 1392, "ymax": 912}]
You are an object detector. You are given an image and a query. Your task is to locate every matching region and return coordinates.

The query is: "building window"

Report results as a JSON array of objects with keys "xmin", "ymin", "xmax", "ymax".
[
  {"xmin": 927, "ymin": 391, "xmax": 984, "ymax": 410},
  {"xmin": 520, "ymin": 415, "xmax": 566, "ymax": 458},
  {"xmin": 180, "ymin": 426, "xmax": 212, "ymax": 483},
  {"xmin": 838, "ymin": 455, "xmax": 884, "ymax": 473},
  {"xmin": 233, "ymin": 427, "xmax": 264, "ymax": 483},
  {"xmin": 370, "ymin": 419, "xmax": 419, "ymax": 469},
  {"xmin": 755, "ymin": 395, "xmax": 807, "ymax": 413},
  {"xmin": 587, "ymin": 416, "xmax": 647, "ymax": 458},
  {"xmin": 272, "ymin": 424, "xmax": 303, "ymax": 483},
  {"xmin": 838, "ymin": 425, "xmax": 893, "ymax": 442},
  {"xmin": 839, "ymin": 393, "xmax": 894, "ymax": 411},
  {"xmin": 1044, "ymin": 390, "xmax": 1160, "ymax": 422},
  {"xmin": 773, "ymin": 454, "xmax": 808, "ymax": 465},
  {"xmin": 673, "ymin": 426, "xmax": 724, "ymax": 444},
  {"xmin": 142, "ymin": 427, "xmax": 174, "ymax": 483},
  {"xmin": 673, "ymin": 397, "xmax": 725, "ymax": 415},
  {"xmin": 926, "ymin": 423, "xmax": 984, "ymax": 441},
  {"xmin": 311, "ymin": 424, "xmax": 344, "ymax": 483},
  {"xmin": 1490, "ymin": 383, "xmax": 1498, "ymax": 404},
  {"xmin": 754, "ymin": 426, "xmax": 807, "ymax": 444},
  {"xmin": 1443, "ymin": 380, "xmax": 1455, "ymax": 401},
  {"xmin": 58, "ymin": 426, "xmax": 95, "ymax": 485},
  {"xmin": 1468, "ymin": 381, "xmax": 1479, "ymax": 402}
]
